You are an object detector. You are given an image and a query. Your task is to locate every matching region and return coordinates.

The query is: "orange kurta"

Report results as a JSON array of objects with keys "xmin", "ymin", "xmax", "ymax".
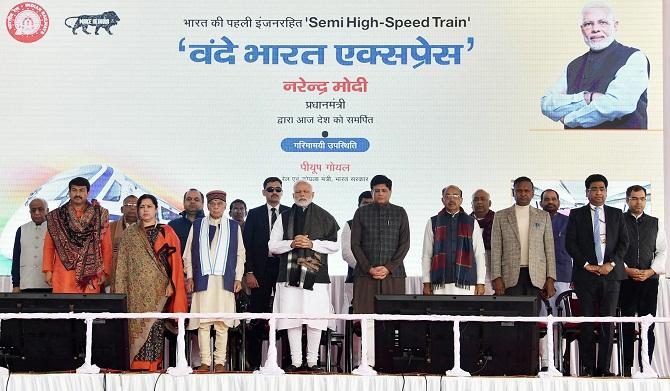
[{"xmin": 42, "ymin": 209, "xmax": 113, "ymax": 293}]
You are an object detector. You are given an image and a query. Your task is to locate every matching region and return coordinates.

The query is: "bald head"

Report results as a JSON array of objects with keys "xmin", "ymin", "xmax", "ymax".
[
  {"xmin": 471, "ymin": 189, "xmax": 492, "ymax": 218},
  {"xmin": 121, "ymin": 195, "xmax": 138, "ymax": 223}
]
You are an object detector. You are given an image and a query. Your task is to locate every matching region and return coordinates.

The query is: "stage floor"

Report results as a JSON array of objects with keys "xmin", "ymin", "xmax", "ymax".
[{"xmin": 1, "ymin": 372, "xmax": 668, "ymax": 391}]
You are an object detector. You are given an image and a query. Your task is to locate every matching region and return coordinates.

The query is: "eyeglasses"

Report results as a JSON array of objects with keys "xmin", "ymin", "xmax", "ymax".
[
  {"xmin": 123, "ymin": 203, "xmax": 137, "ymax": 207},
  {"xmin": 443, "ymin": 194, "xmax": 461, "ymax": 199},
  {"xmin": 265, "ymin": 187, "xmax": 282, "ymax": 193}
]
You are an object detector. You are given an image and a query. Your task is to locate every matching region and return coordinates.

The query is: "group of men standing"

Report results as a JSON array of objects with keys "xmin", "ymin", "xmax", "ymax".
[
  {"xmin": 417, "ymin": 174, "xmax": 665, "ymax": 377},
  {"xmin": 10, "ymin": 172, "xmax": 666, "ymax": 376}
]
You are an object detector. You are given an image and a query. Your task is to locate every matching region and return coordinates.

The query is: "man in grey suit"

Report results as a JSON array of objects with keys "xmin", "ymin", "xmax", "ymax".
[{"xmin": 490, "ymin": 177, "xmax": 556, "ymax": 299}]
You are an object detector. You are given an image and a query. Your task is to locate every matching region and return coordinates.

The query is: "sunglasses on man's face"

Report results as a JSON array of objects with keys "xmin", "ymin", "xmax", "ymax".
[{"xmin": 265, "ymin": 187, "xmax": 282, "ymax": 193}]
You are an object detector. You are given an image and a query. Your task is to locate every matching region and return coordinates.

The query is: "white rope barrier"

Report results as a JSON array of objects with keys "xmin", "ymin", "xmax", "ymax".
[{"xmin": 0, "ymin": 312, "xmax": 667, "ymax": 378}]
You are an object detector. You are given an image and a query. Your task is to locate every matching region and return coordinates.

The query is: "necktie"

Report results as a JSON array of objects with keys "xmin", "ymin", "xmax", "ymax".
[
  {"xmin": 271, "ymin": 207, "xmax": 277, "ymax": 229},
  {"xmin": 593, "ymin": 206, "xmax": 604, "ymax": 265}
]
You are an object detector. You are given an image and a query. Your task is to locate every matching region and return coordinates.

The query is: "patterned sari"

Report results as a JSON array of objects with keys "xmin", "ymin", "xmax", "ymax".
[{"xmin": 114, "ymin": 223, "xmax": 187, "ymax": 370}]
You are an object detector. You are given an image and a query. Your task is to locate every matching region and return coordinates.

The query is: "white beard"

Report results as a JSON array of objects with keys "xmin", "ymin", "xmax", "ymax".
[
  {"xmin": 584, "ymin": 34, "xmax": 615, "ymax": 51},
  {"xmin": 295, "ymin": 199, "xmax": 312, "ymax": 208}
]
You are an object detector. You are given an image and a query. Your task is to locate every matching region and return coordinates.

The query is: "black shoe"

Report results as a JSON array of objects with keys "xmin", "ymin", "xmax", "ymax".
[
  {"xmin": 306, "ymin": 365, "xmax": 322, "ymax": 372},
  {"xmin": 594, "ymin": 368, "xmax": 616, "ymax": 377},
  {"xmin": 285, "ymin": 364, "xmax": 300, "ymax": 372},
  {"xmin": 581, "ymin": 367, "xmax": 595, "ymax": 377},
  {"xmin": 540, "ymin": 366, "xmax": 548, "ymax": 372},
  {"xmin": 249, "ymin": 366, "xmax": 260, "ymax": 372}
]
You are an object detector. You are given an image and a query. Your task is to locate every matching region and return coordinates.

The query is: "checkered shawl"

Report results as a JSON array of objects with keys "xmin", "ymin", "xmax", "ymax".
[
  {"xmin": 353, "ymin": 203, "xmax": 408, "ymax": 277},
  {"xmin": 430, "ymin": 208, "xmax": 477, "ymax": 289}
]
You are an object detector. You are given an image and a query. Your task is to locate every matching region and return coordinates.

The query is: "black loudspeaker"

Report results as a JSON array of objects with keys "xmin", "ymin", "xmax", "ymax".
[
  {"xmin": 0, "ymin": 293, "xmax": 129, "ymax": 372},
  {"xmin": 374, "ymin": 295, "xmax": 539, "ymax": 376}
]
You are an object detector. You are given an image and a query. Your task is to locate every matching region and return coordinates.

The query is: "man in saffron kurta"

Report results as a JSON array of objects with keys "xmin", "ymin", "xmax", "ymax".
[
  {"xmin": 184, "ymin": 190, "xmax": 245, "ymax": 373},
  {"xmin": 422, "ymin": 186, "xmax": 486, "ymax": 295},
  {"xmin": 42, "ymin": 177, "xmax": 112, "ymax": 293}
]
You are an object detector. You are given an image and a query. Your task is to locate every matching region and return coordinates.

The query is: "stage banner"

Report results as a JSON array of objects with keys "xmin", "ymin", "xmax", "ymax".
[{"xmin": 0, "ymin": 1, "xmax": 663, "ymax": 275}]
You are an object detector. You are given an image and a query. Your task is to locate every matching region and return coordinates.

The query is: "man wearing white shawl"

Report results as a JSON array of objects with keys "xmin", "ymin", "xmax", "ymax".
[{"xmin": 184, "ymin": 190, "xmax": 245, "ymax": 372}]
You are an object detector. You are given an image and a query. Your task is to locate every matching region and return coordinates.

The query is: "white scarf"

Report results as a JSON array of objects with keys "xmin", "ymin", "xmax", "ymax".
[{"xmin": 198, "ymin": 216, "xmax": 230, "ymax": 276}]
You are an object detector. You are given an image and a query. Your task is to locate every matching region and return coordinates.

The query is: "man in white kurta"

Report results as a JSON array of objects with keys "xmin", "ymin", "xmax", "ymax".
[
  {"xmin": 184, "ymin": 190, "xmax": 245, "ymax": 372},
  {"xmin": 11, "ymin": 198, "xmax": 51, "ymax": 292},
  {"xmin": 421, "ymin": 186, "xmax": 486, "ymax": 295},
  {"xmin": 268, "ymin": 180, "xmax": 339, "ymax": 371}
]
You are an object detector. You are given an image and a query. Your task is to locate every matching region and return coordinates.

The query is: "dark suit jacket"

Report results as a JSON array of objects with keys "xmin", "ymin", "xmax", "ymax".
[
  {"xmin": 242, "ymin": 204, "xmax": 289, "ymax": 275},
  {"xmin": 566, "ymin": 204, "xmax": 629, "ymax": 284}
]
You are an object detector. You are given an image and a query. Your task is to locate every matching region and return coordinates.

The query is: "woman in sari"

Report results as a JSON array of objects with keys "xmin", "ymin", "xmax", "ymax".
[{"xmin": 114, "ymin": 194, "xmax": 187, "ymax": 370}]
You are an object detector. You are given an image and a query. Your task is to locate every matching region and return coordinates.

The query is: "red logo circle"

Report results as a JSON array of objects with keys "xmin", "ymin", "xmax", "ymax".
[{"xmin": 6, "ymin": 2, "xmax": 49, "ymax": 43}]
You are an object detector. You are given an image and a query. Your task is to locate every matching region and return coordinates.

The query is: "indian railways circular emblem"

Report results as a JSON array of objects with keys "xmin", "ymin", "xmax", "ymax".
[{"xmin": 6, "ymin": 2, "xmax": 49, "ymax": 43}]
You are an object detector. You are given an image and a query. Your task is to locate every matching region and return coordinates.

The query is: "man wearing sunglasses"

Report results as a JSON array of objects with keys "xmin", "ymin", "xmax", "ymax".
[{"xmin": 243, "ymin": 177, "xmax": 290, "ymax": 371}]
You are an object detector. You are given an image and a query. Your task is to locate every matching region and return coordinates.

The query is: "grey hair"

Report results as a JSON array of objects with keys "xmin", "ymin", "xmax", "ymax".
[
  {"xmin": 29, "ymin": 198, "xmax": 49, "ymax": 210},
  {"xmin": 581, "ymin": 1, "xmax": 617, "ymax": 23},
  {"xmin": 441, "ymin": 185, "xmax": 462, "ymax": 197},
  {"xmin": 293, "ymin": 180, "xmax": 313, "ymax": 192}
]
